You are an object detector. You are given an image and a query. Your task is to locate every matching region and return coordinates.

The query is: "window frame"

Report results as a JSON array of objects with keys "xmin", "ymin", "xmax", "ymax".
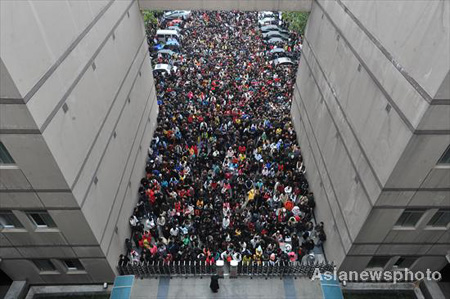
[
  {"xmin": 32, "ymin": 259, "xmax": 57, "ymax": 273},
  {"xmin": 62, "ymin": 259, "xmax": 85, "ymax": 271},
  {"xmin": 0, "ymin": 142, "xmax": 15, "ymax": 164},
  {"xmin": 366, "ymin": 256, "xmax": 391, "ymax": 270},
  {"xmin": 27, "ymin": 211, "xmax": 57, "ymax": 228},
  {"xmin": 427, "ymin": 209, "xmax": 450, "ymax": 228},
  {"xmin": 393, "ymin": 256, "xmax": 418, "ymax": 269},
  {"xmin": 0, "ymin": 211, "xmax": 23, "ymax": 229},
  {"xmin": 437, "ymin": 145, "xmax": 450, "ymax": 164},
  {"xmin": 394, "ymin": 209, "xmax": 426, "ymax": 228}
]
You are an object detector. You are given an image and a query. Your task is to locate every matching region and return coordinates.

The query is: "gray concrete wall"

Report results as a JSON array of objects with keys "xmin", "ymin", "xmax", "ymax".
[
  {"xmin": 138, "ymin": 0, "xmax": 312, "ymax": 12},
  {"xmin": 293, "ymin": 0, "xmax": 450, "ymax": 272},
  {"xmin": 4, "ymin": 281, "xmax": 28, "ymax": 299},
  {"xmin": 1, "ymin": 0, "xmax": 157, "ymax": 284}
]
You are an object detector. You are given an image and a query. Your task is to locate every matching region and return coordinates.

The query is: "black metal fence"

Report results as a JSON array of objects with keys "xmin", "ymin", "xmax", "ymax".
[
  {"xmin": 118, "ymin": 260, "xmax": 216, "ymax": 278},
  {"xmin": 118, "ymin": 261, "xmax": 335, "ymax": 278},
  {"xmin": 237, "ymin": 261, "xmax": 334, "ymax": 278}
]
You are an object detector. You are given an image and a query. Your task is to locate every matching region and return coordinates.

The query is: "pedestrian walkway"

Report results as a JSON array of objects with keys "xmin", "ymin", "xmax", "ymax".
[
  {"xmin": 111, "ymin": 275, "xmax": 134, "ymax": 299},
  {"xmin": 320, "ymin": 274, "xmax": 344, "ymax": 299},
  {"xmin": 130, "ymin": 277, "xmax": 326, "ymax": 299}
]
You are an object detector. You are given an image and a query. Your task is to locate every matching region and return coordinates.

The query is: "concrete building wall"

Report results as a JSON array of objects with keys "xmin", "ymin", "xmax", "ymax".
[
  {"xmin": 139, "ymin": 0, "xmax": 312, "ymax": 12},
  {"xmin": 0, "ymin": 0, "xmax": 157, "ymax": 284},
  {"xmin": 292, "ymin": 0, "xmax": 450, "ymax": 272}
]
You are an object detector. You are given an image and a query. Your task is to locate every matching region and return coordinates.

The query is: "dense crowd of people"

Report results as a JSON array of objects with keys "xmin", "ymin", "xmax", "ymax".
[{"xmin": 119, "ymin": 11, "xmax": 326, "ymax": 269}]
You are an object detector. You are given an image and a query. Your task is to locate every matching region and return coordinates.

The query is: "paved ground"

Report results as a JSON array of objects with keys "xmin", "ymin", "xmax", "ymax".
[{"xmin": 130, "ymin": 277, "xmax": 324, "ymax": 299}]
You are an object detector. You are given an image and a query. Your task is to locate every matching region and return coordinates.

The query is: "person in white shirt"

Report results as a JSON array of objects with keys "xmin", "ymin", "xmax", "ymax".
[
  {"xmin": 145, "ymin": 218, "xmax": 155, "ymax": 230},
  {"xmin": 222, "ymin": 216, "xmax": 230, "ymax": 230},
  {"xmin": 170, "ymin": 225, "xmax": 179, "ymax": 237},
  {"xmin": 129, "ymin": 216, "xmax": 138, "ymax": 227}
]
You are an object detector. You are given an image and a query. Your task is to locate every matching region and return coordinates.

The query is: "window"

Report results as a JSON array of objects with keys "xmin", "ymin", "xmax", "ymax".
[
  {"xmin": 367, "ymin": 256, "xmax": 390, "ymax": 269},
  {"xmin": 394, "ymin": 256, "xmax": 417, "ymax": 269},
  {"xmin": 395, "ymin": 209, "xmax": 425, "ymax": 227},
  {"xmin": 27, "ymin": 211, "xmax": 56, "ymax": 228},
  {"xmin": 0, "ymin": 211, "xmax": 23, "ymax": 229},
  {"xmin": 438, "ymin": 145, "xmax": 450, "ymax": 164},
  {"xmin": 0, "ymin": 142, "xmax": 15, "ymax": 164},
  {"xmin": 62, "ymin": 259, "xmax": 85, "ymax": 271},
  {"xmin": 428, "ymin": 209, "xmax": 450, "ymax": 227},
  {"xmin": 33, "ymin": 259, "xmax": 56, "ymax": 272}
]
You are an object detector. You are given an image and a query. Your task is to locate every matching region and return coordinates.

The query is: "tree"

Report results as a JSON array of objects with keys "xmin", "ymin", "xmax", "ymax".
[
  {"xmin": 282, "ymin": 12, "xmax": 310, "ymax": 36},
  {"xmin": 142, "ymin": 10, "xmax": 160, "ymax": 28}
]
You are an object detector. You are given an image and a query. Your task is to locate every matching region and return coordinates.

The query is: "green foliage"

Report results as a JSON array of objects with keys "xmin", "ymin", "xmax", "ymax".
[
  {"xmin": 142, "ymin": 10, "xmax": 161, "ymax": 28},
  {"xmin": 282, "ymin": 12, "xmax": 310, "ymax": 35}
]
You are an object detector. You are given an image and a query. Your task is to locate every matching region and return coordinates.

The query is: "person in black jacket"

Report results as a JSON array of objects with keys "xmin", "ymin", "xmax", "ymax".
[
  {"xmin": 210, "ymin": 275, "xmax": 220, "ymax": 293},
  {"xmin": 118, "ymin": 254, "xmax": 130, "ymax": 275}
]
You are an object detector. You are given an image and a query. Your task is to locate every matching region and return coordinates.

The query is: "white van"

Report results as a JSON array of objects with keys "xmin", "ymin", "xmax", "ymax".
[{"xmin": 156, "ymin": 29, "xmax": 181, "ymax": 43}]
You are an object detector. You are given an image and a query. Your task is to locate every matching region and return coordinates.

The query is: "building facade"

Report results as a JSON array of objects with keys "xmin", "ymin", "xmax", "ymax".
[
  {"xmin": 1, "ymin": 0, "xmax": 158, "ymax": 284},
  {"xmin": 291, "ymin": 0, "xmax": 450, "ymax": 273}
]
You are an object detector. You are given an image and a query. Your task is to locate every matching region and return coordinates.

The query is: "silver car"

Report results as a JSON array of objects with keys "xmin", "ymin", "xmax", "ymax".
[
  {"xmin": 263, "ymin": 31, "xmax": 289, "ymax": 40},
  {"xmin": 266, "ymin": 37, "xmax": 285, "ymax": 44},
  {"xmin": 167, "ymin": 26, "xmax": 182, "ymax": 33},
  {"xmin": 163, "ymin": 10, "xmax": 191, "ymax": 20},
  {"xmin": 260, "ymin": 25, "xmax": 289, "ymax": 35}
]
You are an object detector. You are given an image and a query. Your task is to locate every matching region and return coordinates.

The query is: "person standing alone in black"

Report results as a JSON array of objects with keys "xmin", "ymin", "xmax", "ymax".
[{"xmin": 210, "ymin": 275, "xmax": 220, "ymax": 293}]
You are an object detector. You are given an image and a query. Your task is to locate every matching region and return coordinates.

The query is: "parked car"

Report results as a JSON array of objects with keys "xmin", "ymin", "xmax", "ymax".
[
  {"xmin": 167, "ymin": 19, "xmax": 183, "ymax": 27},
  {"xmin": 258, "ymin": 11, "xmax": 277, "ymax": 19},
  {"xmin": 155, "ymin": 49, "xmax": 177, "ymax": 58},
  {"xmin": 269, "ymin": 48, "xmax": 287, "ymax": 59},
  {"xmin": 271, "ymin": 57, "xmax": 296, "ymax": 67},
  {"xmin": 167, "ymin": 26, "xmax": 182, "ymax": 33},
  {"xmin": 260, "ymin": 25, "xmax": 289, "ymax": 35},
  {"xmin": 162, "ymin": 39, "xmax": 181, "ymax": 52},
  {"xmin": 153, "ymin": 64, "xmax": 178, "ymax": 76},
  {"xmin": 156, "ymin": 29, "xmax": 181, "ymax": 43},
  {"xmin": 270, "ymin": 48, "xmax": 285, "ymax": 54},
  {"xmin": 263, "ymin": 31, "xmax": 289, "ymax": 40},
  {"xmin": 266, "ymin": 37, "xmax": 285, "ymax": 44},
  {"xmin": 163, "ymin": 10, "xmax": 191, "ymax": 20},
  {"xmin": 258, "ymin": 17, "xmax": 278, "ymax": 26}
]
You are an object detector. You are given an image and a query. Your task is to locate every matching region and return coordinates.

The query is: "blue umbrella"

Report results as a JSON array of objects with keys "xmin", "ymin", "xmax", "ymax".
[{"xmin": 153, "ymin": 43, "xmax": 164, "ymax": 50}]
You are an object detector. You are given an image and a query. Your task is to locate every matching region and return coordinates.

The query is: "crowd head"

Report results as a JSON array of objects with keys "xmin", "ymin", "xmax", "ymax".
[{"xmin": 119, "ymin": 10, "xmax": 326, "ymax": 269}]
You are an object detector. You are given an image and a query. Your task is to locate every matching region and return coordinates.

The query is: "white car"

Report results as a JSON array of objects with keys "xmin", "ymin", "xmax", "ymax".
[
  {"xmin": 167, "ymin": 26, "xmax": 182, "ymax": 33},
  {"xmin": 153, "ymin": 64, "xmax": 178, "ymax": 76},
  {"xmin": 258, "ymin": 17, "xmax": 277, "ymax": 26},
  {"xmin": 271, "ymin": 57, "xmax": 296, "ymax": 67},
  {"xmin": 163, "ymin": 10, "xmax": 191, "ymax": 20},
  {"xmin": 258, "ymin": 11, "xmax": 276, "ymax": 19}
]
